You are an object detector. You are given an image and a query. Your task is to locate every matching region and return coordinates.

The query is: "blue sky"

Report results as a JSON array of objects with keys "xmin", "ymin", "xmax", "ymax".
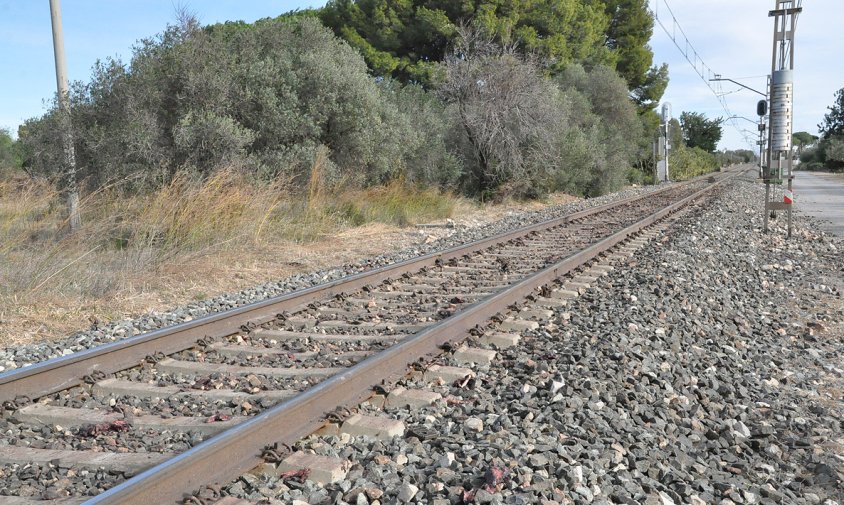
[
  {"xmin": 1, "ymin": 1, "xmax": 842, "ymax": 150},
  {"xmin": 648, "ymin": 0, "xmax": 843, "ymax": 150}
]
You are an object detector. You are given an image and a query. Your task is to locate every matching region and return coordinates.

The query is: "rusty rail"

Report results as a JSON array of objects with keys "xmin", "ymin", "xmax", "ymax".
[
  {"xmin": 85, "ymin": 170, "xmax": 738, "ymax": 505},
  {"xmin": 0, "ymin": 173, "xmax": 720, "ymax": 404}
]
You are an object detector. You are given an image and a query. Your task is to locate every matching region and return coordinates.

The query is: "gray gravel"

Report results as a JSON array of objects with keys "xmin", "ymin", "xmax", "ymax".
[
  {"xmin": 1, "ymin": 183, "xmax": 670, "ymax": 371},
  {"xmin": 222, "ymin": 173, "xmax": 844, "ymax": 504},
  {"xmin": 0, "ymin": 462, "xmax": 125, "ymax": 498}
]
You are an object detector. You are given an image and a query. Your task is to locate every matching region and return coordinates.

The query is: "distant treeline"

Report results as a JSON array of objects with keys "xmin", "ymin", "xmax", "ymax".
[{"xmin": 13, "ymin": 1, "xmax": 722, "ymax": 198}]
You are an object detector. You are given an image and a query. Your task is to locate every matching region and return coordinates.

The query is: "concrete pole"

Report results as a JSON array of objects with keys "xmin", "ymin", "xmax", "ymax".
[{"xmin": 49, "ymin": 0, "xmax": 81, "ymax": 231}]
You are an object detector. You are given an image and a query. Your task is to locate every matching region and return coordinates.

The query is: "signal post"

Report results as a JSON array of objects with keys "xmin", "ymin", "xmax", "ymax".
[{"xmin": 763, "ymin": 0, "xmax": 801, "ymax": 238}]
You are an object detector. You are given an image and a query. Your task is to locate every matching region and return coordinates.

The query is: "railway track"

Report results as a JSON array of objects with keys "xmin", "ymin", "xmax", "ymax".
[{"xmin": 0, "ymin": 170, "xmax": 738, "ymax": 504}]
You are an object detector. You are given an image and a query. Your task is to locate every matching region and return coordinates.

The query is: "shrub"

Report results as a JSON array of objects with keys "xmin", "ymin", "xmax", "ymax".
[
  {"xmin": 553, "ymin": 64, "xmax": 643, "ymax": 196},
  {"xmin": 174, "ymin": 111, "xmax": 256, "ymax": 174},
  {"xmin": 17, "ymin": 15, "xmax": 652, "ymax": 204},
  {"xmin": 379, "ymin": 81, "xmax": 463, "ymax": 188},
  {"xmin": 440, "ymin": 29, "xmax": 560, "ymax": 195},
  {"xmin": 669, "ymin": 146, "xmax": 718, "ymax": 180},
  {"xmin": 0, "ymin": 128, "xmax": 22, "ymax": 173},
  {"xmin": 825, "ymin": 136, "xmax": 844, "ymax": 172},
  {"xmin": 18, "ymin": 17, "xmax": 429, "ymax": 190}
]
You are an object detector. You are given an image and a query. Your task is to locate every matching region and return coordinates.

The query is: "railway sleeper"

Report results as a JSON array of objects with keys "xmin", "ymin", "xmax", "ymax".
[
  {"xmin": 451, "ymin": 346, "xmax": 497, "ymax": 365},
  {"xmin": 0, "ymin": 445, "xmax": 171, "ymax": 475},
  {"xmin": 498, "ymin": 318, "xmax": 540, "ymax": 332},
  {"xmin": 315, "ymin": 413, "xmax": 404, "ymax": 440},
  {"xmin": 207, "ymin": 343, "xmax": 374, "ymax": 362},
  {"xmin": 0, "ymin": 497, "xmax": 87, "ymax": 505},
  {"xmin": 365, "ymin": 386, "xmax": 442, "ymax": 409},
  {"xmin": 282, "ymin": 317, "xmax": 426, "ymax": 333},
  {"xmin": 92, "ymin": 378, "xmax": 298, "ymax": 403},
  {"xmin": 249, "ymin": 329, "xmax": 403, "ymax": 343},
  {"xmin": 210, "ymin": 498, "xmax": 274, "ymax": 505},
  {"xmin": 154, "ymin": 358, "xmax": 343, "ymax": 378},
  {"xmin": 14, "ymin": 403, "xmax": 242, "ymax": 437},
  {"xmin": 420, "ymin": 365, "xmax": 475, "ymax": 383}
]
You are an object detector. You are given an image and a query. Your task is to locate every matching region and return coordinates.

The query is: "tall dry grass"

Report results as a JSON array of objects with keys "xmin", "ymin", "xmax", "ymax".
[{"xmin": 0, "ymin": 167, "xmax": 457, "ymax": 309}]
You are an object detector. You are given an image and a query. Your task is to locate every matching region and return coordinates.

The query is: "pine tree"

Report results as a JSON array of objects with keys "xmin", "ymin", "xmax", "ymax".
[
  {"xmin": 819, "ymin": 88, "xmax": 844, "ymax": 138},
  {"xmin": 319, "ymin": 0, "xmax": 615, "ymax": 85}
]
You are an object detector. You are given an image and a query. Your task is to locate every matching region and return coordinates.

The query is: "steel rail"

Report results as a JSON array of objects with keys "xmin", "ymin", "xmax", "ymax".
[
  {"xmin": 0, "ymin": 175, "xmax": 715, "ymax": 404},
  {"xmin": 86, "ymin": 171, "xmax": 736, "ymax": 505}
]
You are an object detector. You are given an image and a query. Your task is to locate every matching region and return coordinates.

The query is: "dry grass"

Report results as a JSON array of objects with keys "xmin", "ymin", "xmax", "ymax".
[{"xmin": 0, "ymin": 169, "xmax": 579, "ymax": 346}]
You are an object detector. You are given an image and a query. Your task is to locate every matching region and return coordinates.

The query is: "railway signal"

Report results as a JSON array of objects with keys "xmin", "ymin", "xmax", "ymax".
[{"xmin": 763, "ymin": 0, "xmax": 802, "ymax": 238}]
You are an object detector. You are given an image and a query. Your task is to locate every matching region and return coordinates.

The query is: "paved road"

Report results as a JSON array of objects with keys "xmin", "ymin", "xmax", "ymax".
[{"xmin": 794, "ymin": 170, "xmax": 844, "ymax": 237}]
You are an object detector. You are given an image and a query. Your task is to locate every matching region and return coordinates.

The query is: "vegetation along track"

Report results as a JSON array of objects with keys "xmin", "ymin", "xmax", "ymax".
[{"xmin": 0, "ymin": 169, "xmax": 739, "ymax": 504}]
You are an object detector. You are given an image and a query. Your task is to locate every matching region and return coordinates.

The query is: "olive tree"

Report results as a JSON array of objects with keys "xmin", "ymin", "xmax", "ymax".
[
  {"xmin": 440, "ymin": 28, "xmax": 563, "ymax": 195},
  {"xmin": 20, "ymin": 17, "xmax": 444, "ymax": 190}
]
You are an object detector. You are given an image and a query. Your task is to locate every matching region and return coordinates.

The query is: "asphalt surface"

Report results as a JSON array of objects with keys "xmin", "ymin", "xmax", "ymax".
[{"xmin": 794, "ymin": 170, "xmax": 844, "ymax": 237}]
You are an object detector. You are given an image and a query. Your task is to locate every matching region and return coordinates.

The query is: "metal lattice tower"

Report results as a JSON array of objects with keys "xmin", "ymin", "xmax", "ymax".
[{"xmin": 764, "ymin": 0, "xmax": 802, "ymax": 237}]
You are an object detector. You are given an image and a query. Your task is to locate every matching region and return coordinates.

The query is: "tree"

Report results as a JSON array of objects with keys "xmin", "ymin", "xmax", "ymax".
[
  {"xmin": 601, "ymin": 0, "xmax": 668, "ymax": 111},
  {"xmin": 555, "ymin": 63, "xmax": 643, "ymax": 194},
  {"xmin": 792, "ymin": 131, "xmax": 818, "ymax": 154},
  {"xmin": 319, "ymin": 0, "xmax": 457, "ymax": 84},
  {"xmin": 320, "ymin": 0, "xmax": 615, "ymax": 86},
  {"xmin": 440, "ymin": 28, "xmax": 562, "ymax": 194},
  {"xmin": 716, "ymin": 149, "xmax": 756, "ymax": 166},
  {"xmin": 0, "ymin": 127, "xmax": 20, "ymax": 171},
  {"xmin": 819, "ymin": 88, "xmax": 844, "ymax": 138},
  {"xmin": 631, "ymin": 63, "xmax": 669, "ymax": 112},
  {"xmin": 319, "ymin": 0, "xmax": 669, "ymax": 111},
  {"xmin": 680, "ymin": 111, "xmax": 722, "ymax": 153},
  {"xmin": 824, "ymin": 136, "xmax": 844, "ymax": 165},
  {"xmin": 666, "ymin": 116, "xmax": 683, "ymax": 151},
  {"xmin": 20, "ymin": 17, "xmax": 443, "ymax": 189}
]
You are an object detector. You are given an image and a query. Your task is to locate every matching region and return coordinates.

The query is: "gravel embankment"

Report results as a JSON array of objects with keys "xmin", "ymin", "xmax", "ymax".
[
  {"xmin": 223, "ymin": 173, "xmax": 844, "ymax": 504},
  {"xmin": 0, "ymin": 183, "xmax": 671, "ymax": 371}
]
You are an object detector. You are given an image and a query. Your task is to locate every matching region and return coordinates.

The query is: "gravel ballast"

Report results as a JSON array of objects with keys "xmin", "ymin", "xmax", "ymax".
[
  {"xmin": 2, "ymin": 171, "xmax": 842, "ymax": 504},
  {"xmin": 220, "ymin": 173, "xmax": 844, "ymax": 504}
]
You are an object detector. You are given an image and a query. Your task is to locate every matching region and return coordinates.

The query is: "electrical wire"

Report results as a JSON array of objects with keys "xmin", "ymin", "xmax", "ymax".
[{"xmin": 651, "ymin": 0, "xmax": 757, "ymax": 149}]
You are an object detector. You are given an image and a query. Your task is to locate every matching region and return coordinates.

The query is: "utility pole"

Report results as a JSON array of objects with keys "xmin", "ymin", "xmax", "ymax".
[
  {"xmin": 764, "ymin": 0, "xmax": 801, "ymax": 238},
  {"xmin": 49, "ymin": 0, "xmax": 81, "ymax": 231},
  {"xmin": 656, "ymin": 103, "xmax": 671, "ymax": 183}
]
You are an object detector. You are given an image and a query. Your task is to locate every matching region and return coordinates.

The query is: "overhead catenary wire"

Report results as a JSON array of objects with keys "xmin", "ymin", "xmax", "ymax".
[{"xmin": 651, "ymin": 0, "xmax": 756, "ymax": 149}]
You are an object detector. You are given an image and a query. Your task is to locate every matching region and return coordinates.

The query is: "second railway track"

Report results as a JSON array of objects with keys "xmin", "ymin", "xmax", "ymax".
[{"xmin": 0, "ymin": 169, "xmax": 739, "ymax": 504}]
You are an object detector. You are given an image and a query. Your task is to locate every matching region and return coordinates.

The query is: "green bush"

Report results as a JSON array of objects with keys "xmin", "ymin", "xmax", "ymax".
[
  {"xmin": 669, "ymin": 146, "xmax": 718, "ymax": 180},
  {"xmin": 798, "ymin": 135, "xmax": 844, "ymax": 172},
  {"xmin": 378, "ymin": 81, "xmax": 463, "ymax": 187},
  {"xmin": 553, "ymin": 64, "xmax": 643, "ymax": 196},
  {"xmin": 18, "ymin": 15, "xmax": 654, "ymax": 202},
  {"xmin": 826, "ymin": 136, "xmax": 844, "ymax": 172},
  {"xmin": 173, "ymin": 111, "xmax": 256, "ymax": 174},
  {"xmin": 20, "ymin": 18, "xmax": 452, "ymax": 191},
  {"xmin": 0, "ymin": 128, "xmax": 22, "ymax": 174}
]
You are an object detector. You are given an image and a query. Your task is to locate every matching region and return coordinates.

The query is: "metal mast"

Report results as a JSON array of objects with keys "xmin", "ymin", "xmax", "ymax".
[
  {"xmin": 763, "ymin": 0, "xmax": 801, "ymax": 237},
  {"xmin": 656, "ymin": 103, "xmax": 672, "ymax": 183}
]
